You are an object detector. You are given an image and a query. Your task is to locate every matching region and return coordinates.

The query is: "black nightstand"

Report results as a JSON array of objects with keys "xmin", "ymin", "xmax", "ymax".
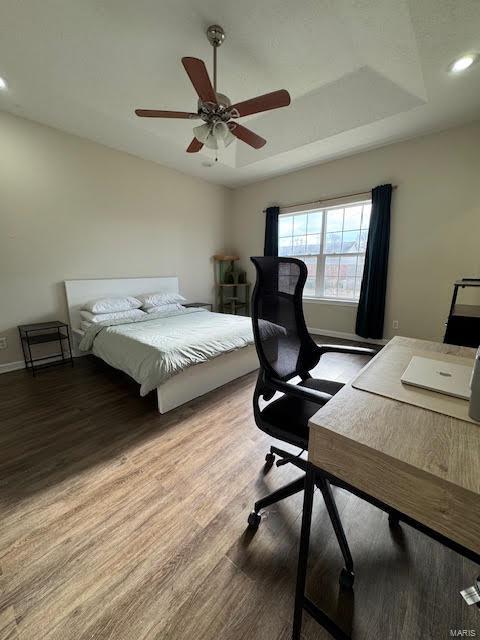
[
  {"xmin": 18, "ymin": 321, "xmax": 74, "ymax": 376},
  {"xmin": 184, "ymin": 302, "xmax": 213, "ymax": 311}
]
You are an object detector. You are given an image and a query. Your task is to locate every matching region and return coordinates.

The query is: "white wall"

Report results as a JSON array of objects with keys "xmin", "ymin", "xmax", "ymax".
[
  {"xmin": 0, "ymin": 111, "xmax": 231, "ymax": 366},
  {"xmin": 2, "ymin": 112, "xmax": 479, "ymax": 369},
  {"xmin": 231, "ymin": 121, "xmax": 480, "ymax": 342}
]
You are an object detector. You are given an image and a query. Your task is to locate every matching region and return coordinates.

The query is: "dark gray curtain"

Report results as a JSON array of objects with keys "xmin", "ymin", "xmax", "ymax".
[
  {"xmin": 264, "ymin": 206, "xmax": 279, "ymax": 256},
  {"xmin": 355, "ymin": 184, "xmax": 392, "ymax": 339}
]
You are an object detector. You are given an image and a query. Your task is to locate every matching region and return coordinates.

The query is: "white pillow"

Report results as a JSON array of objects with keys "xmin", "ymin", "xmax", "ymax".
[
  {"xmin": 82, "ymin": 296, "xmax": 142, "ymax": 314},
  {"xmin": 80, "ymin": 320, "xmax": 92, "ymax": 332},
  {"xmin": 138, "ymin": 291, "xmax": 186, "ymax": 309},
  {"xmin": 145, "ymin": 303, "xmax": 184, "ymax": 314},
  {"xmin": 80, "ymin": 309, "xmax": 146, "ymax": 324}
]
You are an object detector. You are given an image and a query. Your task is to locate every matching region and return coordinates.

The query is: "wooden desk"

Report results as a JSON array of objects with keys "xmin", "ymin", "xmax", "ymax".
[{"xmin": 293, "ymin": 336, "xmax": 480, "ymax": 639}]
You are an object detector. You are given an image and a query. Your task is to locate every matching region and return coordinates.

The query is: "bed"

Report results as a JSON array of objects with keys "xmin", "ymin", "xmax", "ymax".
[{"xmin": 64, "ymin": 277, "xmax": 259, "ymax": 413}]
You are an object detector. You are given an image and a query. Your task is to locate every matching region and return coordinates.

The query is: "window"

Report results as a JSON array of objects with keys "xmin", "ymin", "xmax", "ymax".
[{"xmin": 278, "ymin": 199, "xmax": 371, "ymax": 302}]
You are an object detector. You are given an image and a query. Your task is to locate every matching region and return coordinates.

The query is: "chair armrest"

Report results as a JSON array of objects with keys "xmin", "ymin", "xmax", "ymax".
[
  {"xmin": 316, "ymin": 344, "xmax": 378, "ymax": 357},
  {"xmin": 270, "ymin": 377, "xmax": 333, "ymax": 406}
]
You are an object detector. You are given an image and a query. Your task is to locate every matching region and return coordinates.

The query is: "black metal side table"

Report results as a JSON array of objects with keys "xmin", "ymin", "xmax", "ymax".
[
  {"xmin": 184, "ymin": 302, "xmax": 213, "ymax": 311},
  {"xmin": 18, "ymin": 321, "xmax": 74, "ymax": 376}
]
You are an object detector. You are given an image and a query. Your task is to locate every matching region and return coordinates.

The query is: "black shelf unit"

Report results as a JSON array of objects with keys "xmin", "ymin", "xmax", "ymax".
[
  {"xmin": 444, "ymin": 279, "xmax": 480, "ymax": 348},
  {"xmin": 18, "ymin": 321, "xmax": 74, "ymax": 376}
]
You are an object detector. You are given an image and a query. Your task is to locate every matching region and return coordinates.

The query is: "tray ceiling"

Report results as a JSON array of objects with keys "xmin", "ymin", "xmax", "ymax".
[{"xmin": 0, "ymin": 0, "xmax": 479, "ymax": 186}]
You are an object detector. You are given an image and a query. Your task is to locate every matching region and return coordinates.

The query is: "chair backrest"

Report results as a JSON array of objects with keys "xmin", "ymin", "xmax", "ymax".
[{"xmin": 250, "ymin": 257, "xmax": 320, "ymax": 381}]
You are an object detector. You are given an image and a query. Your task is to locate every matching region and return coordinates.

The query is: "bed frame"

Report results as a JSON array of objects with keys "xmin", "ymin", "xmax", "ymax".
[{"xmin": 64, "ymin": 276, "xmax": 258, "ymax": 413}]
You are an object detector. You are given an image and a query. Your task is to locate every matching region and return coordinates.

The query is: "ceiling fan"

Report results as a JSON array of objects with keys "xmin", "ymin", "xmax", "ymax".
[{"xmin": 135, "ymin": 25, "xmax": 291, "ymax": 154}]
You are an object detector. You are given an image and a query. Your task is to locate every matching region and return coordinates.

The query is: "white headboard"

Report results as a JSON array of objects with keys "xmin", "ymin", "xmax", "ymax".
[{"xmin": 64, "ymin": 276, "xmax": 179, "ymax": 333}]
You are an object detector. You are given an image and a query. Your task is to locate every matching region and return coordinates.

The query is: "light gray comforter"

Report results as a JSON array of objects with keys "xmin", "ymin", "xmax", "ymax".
[{"xmin": 79, "ymin": 308, "xmax": 256, "ymax": 395}]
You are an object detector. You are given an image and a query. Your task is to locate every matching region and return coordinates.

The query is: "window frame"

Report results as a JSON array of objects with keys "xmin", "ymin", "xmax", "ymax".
[{"xmin": 278, "ymin": 196, "xmax": 371, "ymax": 304}]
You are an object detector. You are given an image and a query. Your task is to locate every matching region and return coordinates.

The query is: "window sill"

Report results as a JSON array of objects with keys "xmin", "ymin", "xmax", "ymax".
[{"xmin": 303, "ymin": 296, "xmax": 358, "ymax": 308}]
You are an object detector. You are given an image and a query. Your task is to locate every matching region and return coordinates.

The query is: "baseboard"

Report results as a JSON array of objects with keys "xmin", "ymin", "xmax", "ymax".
[
  {"xmin": 0, "ymin": 355, "xmax": 75, "ymax": 375},
  {"xmin": 307, "ymin": 327, "xmax": 388, "ymax": 346},
  {"xmin": 0, "ymin": 360, "xmax": 26, "ymax": 374}
]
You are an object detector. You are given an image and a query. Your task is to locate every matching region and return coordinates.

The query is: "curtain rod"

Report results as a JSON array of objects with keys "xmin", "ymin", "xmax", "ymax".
[{"xmin": 262, "ymin": 185, "xmax": 397, "ymax": 213}]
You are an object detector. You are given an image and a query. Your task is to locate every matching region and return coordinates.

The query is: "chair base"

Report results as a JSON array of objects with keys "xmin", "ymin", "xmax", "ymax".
[
  {"xmin": 254, "ymin": 475, "xmax": 305, "ymax": 514},
  {"xmin": 248, "ymin": 445, "xmax": 355, "ymax": 588}
]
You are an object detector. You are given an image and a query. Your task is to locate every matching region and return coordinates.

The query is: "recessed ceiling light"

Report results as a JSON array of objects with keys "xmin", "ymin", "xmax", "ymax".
[
  {"xmin": 450, "ymin": 55, "xmax": 476, "ymax": 73},
  {"xmin": 0, "ymin": 76, "xmax": 7, "ymax": 90}
]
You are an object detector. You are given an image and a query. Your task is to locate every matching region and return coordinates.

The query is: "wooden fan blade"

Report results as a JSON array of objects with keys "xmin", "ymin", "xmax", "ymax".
[
  {"xmin": 230, "ymin": 123, "xmax": 266, "ymax": 149},
  {"xmin": 135, "ymin": 109, "xmax": 199, "ymax": 119},
  {"xmin": 186, "ymin": 138, "xmax": 203, "ymax": 153},
  {"xmin": 230, "ymin": 90, "xmax": 290, "ymax": 118},
  {"xmin": 182, "ymin": 57, "xmax": 217, "ymax": 104}
]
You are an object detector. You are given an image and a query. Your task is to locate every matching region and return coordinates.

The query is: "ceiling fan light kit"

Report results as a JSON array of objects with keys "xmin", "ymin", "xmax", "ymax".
[
  {"xmin": 135, "ymin": 24, "xmax": 291, "ymax": 155},
  {"xmin": 193, "ymin": 121, "xmax": 236, "ymax": 150}
]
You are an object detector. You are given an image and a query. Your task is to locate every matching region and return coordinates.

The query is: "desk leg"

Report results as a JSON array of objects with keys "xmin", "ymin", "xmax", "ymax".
[
  {"xmin": 292, "ymin": 469, "xmax": 352, "ymax": 640},
  {"xmin": 292, "ymin": 467, "xmax": 315, "ymax": 640}
]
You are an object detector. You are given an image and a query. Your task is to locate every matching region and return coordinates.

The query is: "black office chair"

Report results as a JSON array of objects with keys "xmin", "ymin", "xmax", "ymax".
[{"xmin": 247, "ymin": 256, "xmax": 377, "ymax": 588}]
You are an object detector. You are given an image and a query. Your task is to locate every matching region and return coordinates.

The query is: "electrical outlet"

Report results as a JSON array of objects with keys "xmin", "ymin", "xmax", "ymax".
[
  {"xmin": 0, "ymin": 337, "xmax": 7, "ymax": 350},
  {"xmin": 392, "ymin": 320, "xmax": 399, "ymax": 330}
]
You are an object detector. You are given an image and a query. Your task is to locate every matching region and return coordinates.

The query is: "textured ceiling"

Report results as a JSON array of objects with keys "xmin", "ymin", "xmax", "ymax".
[{"xmin": 0, "ymin": 0, "xmax": 479, "ymax": 186}]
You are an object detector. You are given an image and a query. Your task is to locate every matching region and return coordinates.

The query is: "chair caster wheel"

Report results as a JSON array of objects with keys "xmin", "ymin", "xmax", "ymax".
[
  {"xmin": 248, "ymin": 511, "xmax": 261, "ymax": 529},
  {"xmin": 388, "ymin": 513, "xmax": 400, "ymax": 527},
  {"xmin": 265, "ymin": 453, "xmax": 275, "ymax": 465},
  {"xmin": 339, "ymin": 568, "xmax": 355, "ymax": 590}
]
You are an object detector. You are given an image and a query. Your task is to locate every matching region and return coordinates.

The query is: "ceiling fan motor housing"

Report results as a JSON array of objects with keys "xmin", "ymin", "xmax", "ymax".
[{"xmin": 198, "ymin": 93, "xmax": 235, "ymax": 126}]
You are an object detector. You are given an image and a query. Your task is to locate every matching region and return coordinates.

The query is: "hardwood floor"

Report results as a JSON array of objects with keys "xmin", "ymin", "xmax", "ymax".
[{"xmin": 0, "ymin": 345, "xmax": 478, "ymax": 640}]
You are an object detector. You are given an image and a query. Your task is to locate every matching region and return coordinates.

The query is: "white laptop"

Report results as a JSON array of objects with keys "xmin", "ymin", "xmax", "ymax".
[{"xmin": 401, "ymin": 355, "xmax": 472, "ymax": 400}]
